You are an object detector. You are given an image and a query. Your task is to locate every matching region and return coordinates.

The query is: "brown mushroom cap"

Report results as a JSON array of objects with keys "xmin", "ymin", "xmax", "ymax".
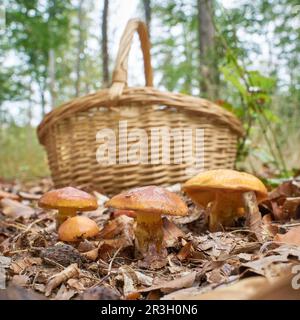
[
  {"xmin": 183, "ymin": 169, "xmax": 268, "ymax": 206},
  {"xmin": 106, "ymin": 185, "xmax": 188, "ymax": 216},
  {"xmin": 58, "ymin": 216, "xmax": 100, "ymax": 242},
  {"xmin": 38, "ymin": 187, "xmax": 98, "ymax": 211}
]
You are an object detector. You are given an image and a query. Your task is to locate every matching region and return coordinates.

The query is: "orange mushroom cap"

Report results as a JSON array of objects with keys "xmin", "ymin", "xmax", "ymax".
[
  {"xmin": 106, "ymin": 185, "xmax": 188, "ymax": 216},
  {"xmin": 58, "ymin": 216, "xmax": 100, "ymax": 242},
  {"xmin": 38, "ymin": 187, "xmax": 98, "ymax": 211},
  {"xmin": 183, "ymin": 169, "xmax": 268, "ymax": 206}
]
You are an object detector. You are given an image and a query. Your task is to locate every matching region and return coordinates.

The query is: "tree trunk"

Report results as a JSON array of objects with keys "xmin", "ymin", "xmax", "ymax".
[
  {"xmin": 27, "ymin": 79, "xmax": 34, "ymax": 126},
  {"xmin": 48, "ymin": 48, "xmax": 56, "ymax": 107},
  {"xmin": 75, "ymin": 0, "xmax": 84, "ymax": 97},
  {"xmin": 35, "ymin": 74, "xmax": 47, "ymax": 118},
  {"xmin": 197, "ymin": 0, "xmax": 218, "ymax": 99},
  {"xmin": 101, "ymin": 0, "xmax": 109, "ymax": 88},
  {"xmin": 142, "ymin": 0, "xmax": 151, "ymax": 36},
  {"xmin": 40, "ymin": 87, "xmax": 46, "ymax": 118}
]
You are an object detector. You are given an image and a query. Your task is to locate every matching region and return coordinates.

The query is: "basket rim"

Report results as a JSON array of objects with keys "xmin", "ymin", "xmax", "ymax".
[{"xmin": 37, "ymin": 86, "xmax": 245, "ymax": 144}]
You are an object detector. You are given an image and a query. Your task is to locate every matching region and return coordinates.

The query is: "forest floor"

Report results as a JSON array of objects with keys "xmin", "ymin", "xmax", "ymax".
[{"xmin": 1, "ymin": 178, "xmax": 300, "ymax": 300}]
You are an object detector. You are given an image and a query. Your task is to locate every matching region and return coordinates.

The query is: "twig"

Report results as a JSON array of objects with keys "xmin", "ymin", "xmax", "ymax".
[
  {"xmin": 45, "ymin": 263, "xmax": 79, "ymax": 297},
  {"xmin": 42, "ymin": 257, "xmax": 65, "ymax": 270},
  {"xmin": 91, "ymin": 247, "xmax": 122, "ymax": 288},
  {"xmin": 8, "ymin": 249, "xmax": 29, "ymax": 254},
  {"xmin": 280, "ymin": 221, "xmax": 300, "ymax": 228},
  {"xmin": 0, "ymin": 221, "xmax": 27, "ymax": 230},
  {"xmin": 24, "ymin": 217, "xmax": 47, "ymax": 233},
  {"xmin": 31, "ymin": 270, "xmax": 41, "ymax": 288},
  {"xmin": 13, "ymin": 217, "xmax": 47, "ymax": 242}
]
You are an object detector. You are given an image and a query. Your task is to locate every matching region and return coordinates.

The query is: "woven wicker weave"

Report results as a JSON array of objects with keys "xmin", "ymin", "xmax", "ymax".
[{"xmin": 37, "ymin": 19, "xmax": 244, "ymax": 195}]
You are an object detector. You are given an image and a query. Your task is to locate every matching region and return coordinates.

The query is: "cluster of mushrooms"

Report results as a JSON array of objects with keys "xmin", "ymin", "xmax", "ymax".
[{"xmin": 38, "ymin": 169, "xmax": 268, "ymax": 266}]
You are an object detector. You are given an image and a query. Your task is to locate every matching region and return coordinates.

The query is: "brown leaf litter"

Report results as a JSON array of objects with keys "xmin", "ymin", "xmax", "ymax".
[{"xmin": 1, "ymin": 178, "xmax": 300, "ymax": 299}]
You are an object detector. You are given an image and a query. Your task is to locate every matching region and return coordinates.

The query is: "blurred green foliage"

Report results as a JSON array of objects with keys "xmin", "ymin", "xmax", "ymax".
[
  {"xmin": 0, "ymin": 125, "xmax": 49, "ymax": 180},
  {"xmin": 0, "ymin": 0, "xmax": 299, "ymax": 180}
]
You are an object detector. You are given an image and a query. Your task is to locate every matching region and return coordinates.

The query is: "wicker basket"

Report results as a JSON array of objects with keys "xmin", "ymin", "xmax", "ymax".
[{"xmin": 37, "ymin": 19, "xmax": 244, "ymax": 195}]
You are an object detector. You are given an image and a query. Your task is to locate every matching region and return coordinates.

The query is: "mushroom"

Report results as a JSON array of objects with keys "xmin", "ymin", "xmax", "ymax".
[
  {"xmin": 182, "ymin": 169, "xmax": 268, "ymax": 231},
  {"xmin": 58, "ymin": 216, "xmax": 100, "ymax": 242},
  {"xmin": 105, "ymin": 186, "xmax": 188, "ymax": 264},
  {"xmin": 38, "ymin": 187, "xmax": 98, "ymax": 227}
]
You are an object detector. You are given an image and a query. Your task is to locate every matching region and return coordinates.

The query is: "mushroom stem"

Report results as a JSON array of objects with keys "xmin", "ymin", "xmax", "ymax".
[
  {"xmin": 209, "ymin": 193, "xmax": 222, "ymax": 231},
  {"xmin": 135, "ymin": 211, "xmax": 164, "ymax": 256},
  {"xmin": 57, "ymin": 208, "xmax": 77, "ymax": 227},
  {"xmin": 209, "ymin": 192, "xmax": 243, "ymax": 231}
]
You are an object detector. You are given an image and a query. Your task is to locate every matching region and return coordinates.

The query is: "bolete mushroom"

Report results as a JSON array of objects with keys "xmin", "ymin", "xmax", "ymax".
[
  {"xmin": 182, "ymin": 169, "xmax": 268, "ymax": 231},
  {"xmin": 58, "ymin": 216, "xmax": 100, "ymax": 242},
  {"xmin": 38, "ymin": 187, "xmax": 98, "ymax": 227},
  {"xmin": 105, "ymin": 186, "xmax": 188, "ymax": 264}
]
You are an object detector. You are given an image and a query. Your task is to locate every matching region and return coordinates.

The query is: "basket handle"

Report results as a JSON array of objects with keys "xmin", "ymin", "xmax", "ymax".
[{"xmin": 109, "ymin": 19, "xmax": 153, "ymax": 99}]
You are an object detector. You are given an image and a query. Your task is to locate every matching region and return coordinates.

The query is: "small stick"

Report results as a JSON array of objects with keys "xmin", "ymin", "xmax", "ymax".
[
  {"xmin": 13, "ymin": 218, "xmax": 47, "ymax": 242},
  {"xmin": 31, "ymin": 270, "xmax": 41, "ymax": 288},
  {"xmin": 91, "ymin": 247, "xmax": 122, "ymax": 288},
  {"xmin": 45, "ymin": 263, "xmax": 79, "ymax": 297},
  {"xmin": 42, "ymin": 257, "xmax": 65, "ymax": 270},
  {"xmin": 0, "ymin": 221, "xmax": 27, "ymax": 230}
]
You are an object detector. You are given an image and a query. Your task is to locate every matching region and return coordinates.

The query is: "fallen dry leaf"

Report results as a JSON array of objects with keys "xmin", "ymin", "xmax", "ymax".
[
  {"xmin": 241, "ymin": 254, "xmax": 291, "ymax": 276},
  {"xmin": 0, "ymin": 284, "xmax": 45, "ymax": 300},
  {"xmin": 146, "ymin": 290, "xmax": 161, "ymax": 300},
  {"xmin": 99, "ymin": 215, "xmax": 134, "ymax": 240},
  {"xmin": 265, "ymin": 179, "xmax": 300, "ymax": 221},
  {"xmin": 262, "ymin": 213, "xmax": 279, "ymax": 236},
  {"xmin": 18, "ymin": 191, "xmax": 41, "ymax": 201},
  {"xmin": 81, "ymin": 247, "xmax": 99, "ymax": 261},
  {"xmin": 0, "ymin": 190, "xmax": 19, "ymax": 201},
  {"xmin": 10, "ymin": 257, "xmax": 42, "ymax": 274},
  {"xmin": 162, "ymin": 277, "xmax": 269, "ymax": 300},
  {"xmin": 1, "ymin": 198, "xmax": 35, "ymax": 219},
  {"xmin": 244, "ymin": 191, "xmax": 263, "ymax": 241},
  {"xmin": 67, "ymin": 278, "xmax": 86, "ymax": 291},
  {"xmin": 119, "ymin": 266, "xmax": 137, "ymax": 296},
  {"xmin": 206, "ymin": 268, "xmax": 227, "ymax": 284},
  {"xmin": 269, "ymin": 179, "xmax": 300, "ymax": 200},
  {"xmin": 77, "ymin": 239, "xmax": 95, "ymax": 252},
  {"xmin": 282, "ymin": 197, "xmax": 300, "ymax": 220},
  {"xmin": 79, "ymin": 286, "xmax": 120, "ymax": 300},
  {"xmin": 54, "ymin": 283, "xmax": 77, "ymax": 300},
  {"xmin": 274, "ymin": 226, "xmax": 300, "ymax": 246},
  {"xmin": 251, "ymin": 271, "xmax": 300, "ymax": 300},
  {"xmin": 119, "ymin": 266, "xmax": 153, "ymax": 296},
  {"xmin": 270, "ymin": 245, "xmax": 300, "ymax": 260},
  {"xmin": 124, "ymin": 292, "xmax": 141, "ymax": 300},
  {"xmin": 11, "ymin": 274, "xmax": 30, "ymax": 287},
  {"xmin": 163, "ymin": 217, "xmax": 185, "ymax": 247},
  {"xmin": 177, "ymin": 241, "xmax": 194, "ymax": 261},
  {"xmin": 138, "ymin": 272, "xmax": 196, "ymax": 294}
]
